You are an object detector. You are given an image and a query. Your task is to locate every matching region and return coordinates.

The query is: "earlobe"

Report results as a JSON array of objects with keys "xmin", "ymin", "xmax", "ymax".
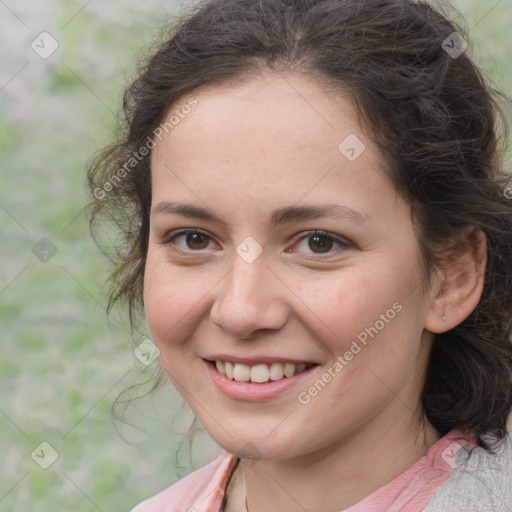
[{"xmin": 424, "ymin": 226, "xmax": 487, "ymax": 334}]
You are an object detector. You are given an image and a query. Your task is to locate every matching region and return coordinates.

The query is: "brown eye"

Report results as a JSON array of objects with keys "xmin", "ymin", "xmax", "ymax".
[
  {"xmin": 183, "ymin": 232, "xmax": 210, "ymax": 250},
  {"xmin": 308, "ymin": 234, "xmax": 334, "ymax": 253},
  {"xmin": 160, "ymin": 229, "xmax": 214, "ymax": 252},
  {"xmin": 291, "ymin": 230, "xmax": 352, "ymax": 257}
]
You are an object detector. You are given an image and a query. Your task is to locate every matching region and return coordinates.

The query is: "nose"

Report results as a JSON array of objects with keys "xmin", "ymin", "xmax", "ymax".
[{"xmin": 210, "ymin": 254, "xmax": 289, "ymax": 340}]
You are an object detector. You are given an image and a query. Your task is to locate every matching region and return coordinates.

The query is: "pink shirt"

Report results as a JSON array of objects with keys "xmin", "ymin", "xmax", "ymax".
[{"xmin": 131, "ymin": 429, "xmax": 476, "ymax": 512}]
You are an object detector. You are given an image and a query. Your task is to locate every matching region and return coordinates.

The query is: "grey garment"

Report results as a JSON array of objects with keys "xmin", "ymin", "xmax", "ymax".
[{"xmin": 423, "ymin": 419, "xmax": 512, "ymax": 512}]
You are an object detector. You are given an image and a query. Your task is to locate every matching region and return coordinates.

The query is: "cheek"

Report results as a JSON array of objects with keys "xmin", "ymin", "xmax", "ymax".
[
  {"xmin": 143, "ymin": 251, "xmax": 209, "ymax": 350},
  {"xmin": 311, "ymin": 269, "xmax": 385, "ymax": 348},
  {"xmin": 310, "ymin": 263, "xmax": 420, "ymax": 380}
]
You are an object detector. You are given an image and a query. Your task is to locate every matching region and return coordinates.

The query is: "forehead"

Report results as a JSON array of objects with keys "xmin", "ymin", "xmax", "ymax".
[
  {"xmin": 154, "ymin": 71, "xmax": 361, "ymax": 158},
  {"xmin": 149, "ymin": 71, "xmax": 400, "ymax": 222}
]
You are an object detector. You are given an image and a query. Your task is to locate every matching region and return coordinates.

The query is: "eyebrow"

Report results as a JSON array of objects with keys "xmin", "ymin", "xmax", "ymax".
[{"xmin": 151, "ymin": 201, "xmax": 372, "ymax": 232}]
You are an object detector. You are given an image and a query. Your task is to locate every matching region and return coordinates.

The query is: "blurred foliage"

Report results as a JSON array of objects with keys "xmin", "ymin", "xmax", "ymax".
[{"xmin": 0, "ymin": 0, "xmax": 510, "ymax": 511}]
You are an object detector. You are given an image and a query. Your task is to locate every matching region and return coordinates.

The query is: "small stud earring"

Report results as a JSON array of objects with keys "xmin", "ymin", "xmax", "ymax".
[{"xmin": 442, "ymin": 314, "xmax": 446, "ymax": 321}]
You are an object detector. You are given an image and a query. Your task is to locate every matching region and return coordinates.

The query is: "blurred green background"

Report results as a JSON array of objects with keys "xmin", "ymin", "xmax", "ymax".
[{"xmin": 0, "ymin": 1, "xmax": 510, "ymax": 511}]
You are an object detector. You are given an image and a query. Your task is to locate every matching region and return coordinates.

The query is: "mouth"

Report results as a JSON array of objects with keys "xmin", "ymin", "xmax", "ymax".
[{"xmin": 207, "ymin": 359, "xmax": 317, "ymax": 383}]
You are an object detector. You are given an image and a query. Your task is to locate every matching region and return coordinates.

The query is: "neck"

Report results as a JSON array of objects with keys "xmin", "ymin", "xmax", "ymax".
[{"xmin": 226, "ymin": 406, "xmax": 440, "ymax": 512}]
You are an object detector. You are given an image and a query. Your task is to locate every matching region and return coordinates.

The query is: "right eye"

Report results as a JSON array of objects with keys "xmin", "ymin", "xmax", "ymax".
[{"xmin": 160, "ymin": 228, "xmax": 217, "ymax": 253}]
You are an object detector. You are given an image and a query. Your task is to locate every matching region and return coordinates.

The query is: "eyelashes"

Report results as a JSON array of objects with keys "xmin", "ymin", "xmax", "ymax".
[
  {"xmin": 289, "ymin": 230, "xmax": 352, "ymax": 257},
  {"xmin": 158, "ymin": 228, "xmax": 353, "ymax": 258},
  {"xmin": 160, "ymin": 228, "xmax": 215, "ymax": 252}
]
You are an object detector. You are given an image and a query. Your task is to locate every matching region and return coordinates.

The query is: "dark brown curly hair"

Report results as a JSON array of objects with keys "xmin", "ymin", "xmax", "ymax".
[{"xmin": 87, "ymin": 0, "xmax": 512, "ymax": 452}]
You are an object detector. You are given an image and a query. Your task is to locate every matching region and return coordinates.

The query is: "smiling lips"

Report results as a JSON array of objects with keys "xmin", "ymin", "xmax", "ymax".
[
  {"xmin": 205, "ymin": 358, "xmax": 319, "ymax": 401},
  {"xmin": 214, "ymin": 360, "xmax": 314, "ymax": 383}
]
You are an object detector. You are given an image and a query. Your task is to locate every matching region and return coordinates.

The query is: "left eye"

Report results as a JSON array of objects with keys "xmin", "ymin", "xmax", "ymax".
[
  {"xmin": 160, "ymin": 229, "xmax": 351, "ymax": 256},
  {"xmin": 289, "ymin": 230, "xmax": 351, "ymax": 256}
]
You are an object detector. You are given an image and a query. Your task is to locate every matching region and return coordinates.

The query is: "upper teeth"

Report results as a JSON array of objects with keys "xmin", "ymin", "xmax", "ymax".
[{"xmin": 215, "ymin": 361, "xmax": 308, "ymax": 383}]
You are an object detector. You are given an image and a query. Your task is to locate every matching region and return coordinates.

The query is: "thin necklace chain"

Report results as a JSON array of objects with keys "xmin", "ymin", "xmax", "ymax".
[{"xmin": 241, "ymin": 459, "xmax": 249, "ymax": 512}]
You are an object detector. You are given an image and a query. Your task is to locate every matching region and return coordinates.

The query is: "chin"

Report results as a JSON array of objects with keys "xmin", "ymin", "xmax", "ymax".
[{"xmin": 202, "ymin": 421, "xmax": 307, "ymax": 462}]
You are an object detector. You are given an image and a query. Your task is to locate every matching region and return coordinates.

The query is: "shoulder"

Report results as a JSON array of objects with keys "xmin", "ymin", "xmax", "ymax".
[
  {"xmin": 424, "ymin": 429, "xmax": 512, "ymax": 512},
  {"xmin": 129, "ymin": 452, "xmax": 238, "ymax": 512}
]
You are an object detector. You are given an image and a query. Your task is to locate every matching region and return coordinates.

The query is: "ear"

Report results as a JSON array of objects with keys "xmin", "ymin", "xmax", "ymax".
[{"xmin": 424, "ymin": 225, "xmax": 487, "ymax": 334}]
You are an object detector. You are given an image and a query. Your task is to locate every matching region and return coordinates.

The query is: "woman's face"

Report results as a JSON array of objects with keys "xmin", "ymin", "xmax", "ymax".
[{"xmin": 144, "ymin": 72, "xmax": 438, "ymax": 461}]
